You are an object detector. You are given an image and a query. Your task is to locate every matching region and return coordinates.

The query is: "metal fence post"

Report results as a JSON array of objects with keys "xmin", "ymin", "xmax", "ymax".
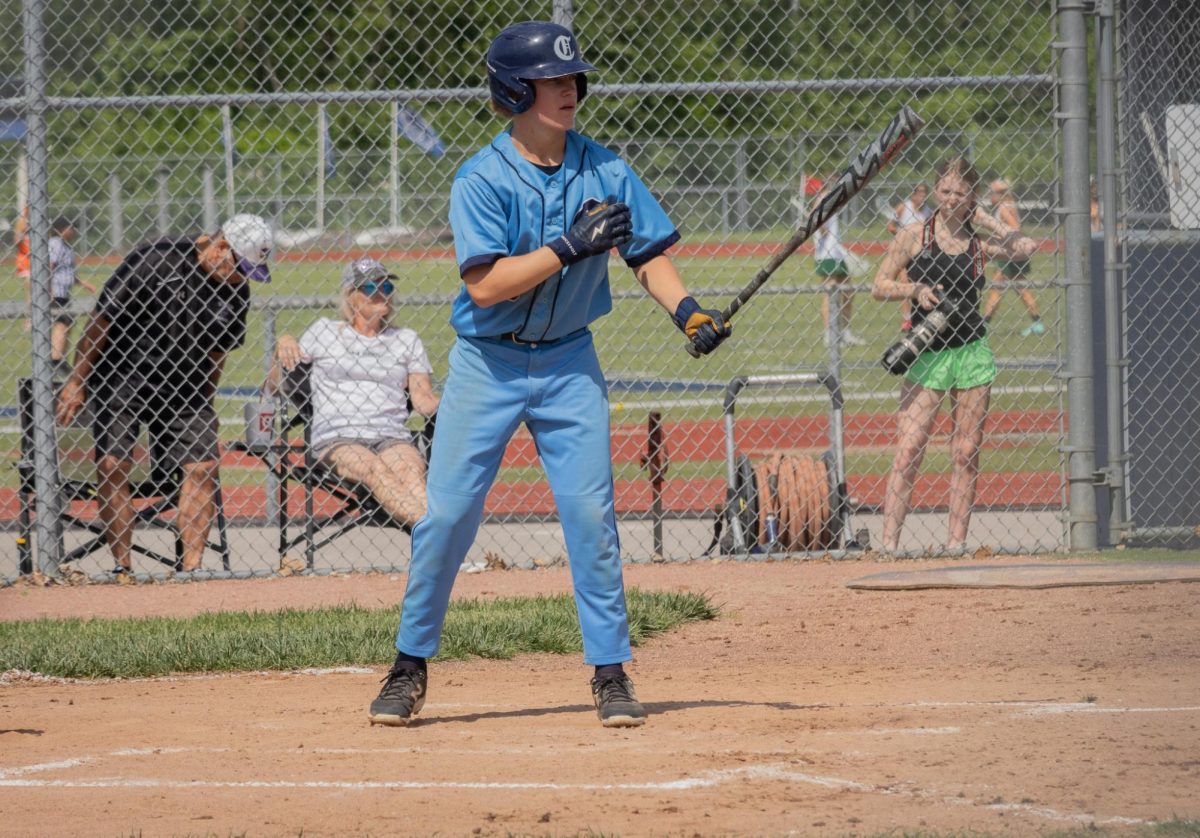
[
  {"xmin": 221, "ymin": 104, "xmax": 235, "ymax": 218},
  {"xmin": 262, "ymin": 308, "xmax": 280, "ymax": 526},
  {"xmin": 552, "ymin": 0, "xmax": 574, "ymax": 30},
  {"xmin": 1058, "ymin": 0, "xmax": 1099, "ymax": 550},
  {"xmin": 108, "ymin": 170, "xmax": 123, "ymax": 253},
  {"xmin": 202, "ymin": 164, "xmax": 217, "ymax": 233},
  {"xmin": 22, "ymin": 0, "xmax": 63, "ymax": 572},
  {"xmin": 316, "ymin": 103, "xmax": 327, "ymax": 233},
  {"xmin": 389, "ymin": 100, "xmax": 400, "ymax": 230},
  {"xmin": 15, "ymin": 146, "xmax": 28, "ymax": 213},
  {"xmin": 272, "ymin": 157, "xmax": 283, "ymax": 225},
  {"xmin": 794, "ymin": 132, "xmax": 807, "ymax": 228},
  {"xmin": 1095, "ymin": 1, "xmax": 1126, "ymax": 546},
  {"xmin": 735, "ymin": 138, "xmax": 749, "ymax": 231},
  {"xmin": 156, "ymin": 165, "xmax": 171, "ymax": 235}
]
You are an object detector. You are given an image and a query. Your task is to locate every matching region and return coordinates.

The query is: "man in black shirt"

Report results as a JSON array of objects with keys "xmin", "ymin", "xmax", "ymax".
[{"xmin": 56, "ymin": 214, "xmax": 274, "ymax": 573}]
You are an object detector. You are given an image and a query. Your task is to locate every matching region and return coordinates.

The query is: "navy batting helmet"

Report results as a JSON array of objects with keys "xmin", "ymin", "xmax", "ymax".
[{"xmin": 486, "ymin": 21, "xmax": 596, "ymax": 115}]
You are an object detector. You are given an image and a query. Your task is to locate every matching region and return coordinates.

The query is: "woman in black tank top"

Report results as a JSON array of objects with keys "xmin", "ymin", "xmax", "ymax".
[{"xmin": 871, "ymin": 158, "xmax": 1038, "ymax": 554}]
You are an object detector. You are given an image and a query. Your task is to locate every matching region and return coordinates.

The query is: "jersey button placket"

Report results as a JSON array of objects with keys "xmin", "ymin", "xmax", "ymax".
[{"xmin": 535, "ymin": 175, "xmax": 566, "ymax": 340}]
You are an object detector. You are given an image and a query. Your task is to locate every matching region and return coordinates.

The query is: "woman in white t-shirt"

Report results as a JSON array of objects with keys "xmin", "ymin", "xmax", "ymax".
[{"xmin": 270, "ymin": 257, "xmax": 440, "ymax": 527}]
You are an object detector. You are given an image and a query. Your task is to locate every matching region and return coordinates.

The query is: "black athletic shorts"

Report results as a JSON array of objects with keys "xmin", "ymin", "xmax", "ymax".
[{"xmin": 90, "ymin": 396, "xmax": 220, "ymax": 468}]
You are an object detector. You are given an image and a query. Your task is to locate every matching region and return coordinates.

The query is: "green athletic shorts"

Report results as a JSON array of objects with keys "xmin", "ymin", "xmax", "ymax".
[
  {"xmin": 905, "ymin": 336, "xmax": 997, "ymax": 391},
  {"xmin": 815, "ymin": 258, "xmax": 848, "ymax": 278},
  {"xmin": 993, "ymin": 258, "xmax": 1032, "ymax": 279}
]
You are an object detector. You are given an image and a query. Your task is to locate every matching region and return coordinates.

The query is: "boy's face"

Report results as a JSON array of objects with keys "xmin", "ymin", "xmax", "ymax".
[{"xmin": 525, "ymin": 74, "xmax": 579, "ymax": 132}]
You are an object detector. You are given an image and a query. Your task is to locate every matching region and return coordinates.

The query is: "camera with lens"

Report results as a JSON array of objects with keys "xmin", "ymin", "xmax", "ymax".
[{"xmin": 880, "ymin": 289, "xmax": 958, "ymax": 375}]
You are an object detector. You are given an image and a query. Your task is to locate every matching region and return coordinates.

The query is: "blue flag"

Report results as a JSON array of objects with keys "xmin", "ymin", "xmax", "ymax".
[
  {"xmin": 0, "ymin": 117, "xmax": 26, "ymax": 142},
  {"xmin": 396, "ymin": 104, "xmax": 445, "ymax": 158}
]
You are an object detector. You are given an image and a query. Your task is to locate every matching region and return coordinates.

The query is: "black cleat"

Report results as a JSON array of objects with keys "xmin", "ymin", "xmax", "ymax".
[
  {"xmin": 591, "ymin": 673, "xmax": 647, "ymax": 728},
  {"xmin": 368, "ymin": 665, "xmax": 427, "ymax": 726}
]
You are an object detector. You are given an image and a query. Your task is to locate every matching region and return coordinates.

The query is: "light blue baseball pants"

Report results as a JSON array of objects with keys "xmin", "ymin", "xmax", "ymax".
[{"xmin": 395, "ymin": 329, "xmax": 631, "ymax": 664}]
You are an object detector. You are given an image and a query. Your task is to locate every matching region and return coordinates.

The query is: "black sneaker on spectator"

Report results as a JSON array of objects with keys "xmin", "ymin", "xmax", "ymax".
[
  {"xmin": 368, "ymin": 666, "xmax": 427, "ymax": 726},
  {"xmin": 591, "ymin": 673, "xmax": 647, "ymax": 727}
]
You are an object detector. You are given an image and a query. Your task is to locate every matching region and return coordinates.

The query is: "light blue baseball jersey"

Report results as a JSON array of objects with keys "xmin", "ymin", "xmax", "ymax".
[{"xmin": 448, "ymin": 128, "xmax": 680, "ymax": 341}]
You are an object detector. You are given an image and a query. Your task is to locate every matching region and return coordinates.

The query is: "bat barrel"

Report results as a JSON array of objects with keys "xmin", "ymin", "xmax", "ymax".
[{"xmin": 684, "ymin": 105, "xmax": 924, "ymax": 359}]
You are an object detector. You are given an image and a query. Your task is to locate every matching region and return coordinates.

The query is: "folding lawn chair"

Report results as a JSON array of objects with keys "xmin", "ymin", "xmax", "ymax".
[{"xmin": 234, "ymin": 363, "xmax": 434, "ymax": 570}]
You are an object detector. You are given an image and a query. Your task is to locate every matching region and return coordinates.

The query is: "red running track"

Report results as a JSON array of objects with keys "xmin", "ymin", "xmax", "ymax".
[
  {"xmin": 2, "ymin": 411, "xmax": 1063, "ymax": 524},
  {"xmin": 3, "ymin": 470, "xmax": 1063, "ymax": 526}
]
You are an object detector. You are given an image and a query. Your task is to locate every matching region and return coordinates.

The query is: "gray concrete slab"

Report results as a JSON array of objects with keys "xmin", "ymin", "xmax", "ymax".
[{"xmin": 2, "ymin": 509, "xmax": 1066, "ymax": 582}]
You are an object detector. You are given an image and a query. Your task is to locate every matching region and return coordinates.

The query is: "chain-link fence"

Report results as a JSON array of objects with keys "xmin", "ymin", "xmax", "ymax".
[
  {"xmin": 1097, "ymin": 0, "xmax": 1200, "ymax": 547},
  {"xmin": 1, "ymin": 0, "xmax": 1118, "ymax": 582}
]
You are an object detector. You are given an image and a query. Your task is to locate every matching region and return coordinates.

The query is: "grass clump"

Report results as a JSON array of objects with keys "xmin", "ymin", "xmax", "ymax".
[{"xmin": 0, "ymin": 587, "xmax": 716, "ymax": 679}]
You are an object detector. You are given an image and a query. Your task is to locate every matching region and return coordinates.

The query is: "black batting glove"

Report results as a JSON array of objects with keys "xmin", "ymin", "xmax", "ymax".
[
  {"xmin": 673, "ymin": 296, "xmax": 731, "ymax": 355},
  {"xmin": 547, "ymin": 201, "xmax": 633, "ymax": 266}
]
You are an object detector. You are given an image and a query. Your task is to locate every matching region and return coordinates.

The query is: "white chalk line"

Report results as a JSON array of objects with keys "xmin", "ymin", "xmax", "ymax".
[
  {"xmin": 0, "ymin": 756, "xmax": 93, "ymax": 779},
  {"xmin": 0, "ymin": 747, "xmax": 210, "ymax": 780},
  {"xmin": 904, "ymin": 699, "xmax": 1069, "ymax": 708},
  {"xmin": 828, "ymin": 726, "xmax": 962, "ymax": 736},
  {"xmin": 1022, "ymin": 703, "xmax": 1200, "ymax": 716},
  {"xmin": 0, "ymin": 748, "xmax": 1150, "ymax": 827}
]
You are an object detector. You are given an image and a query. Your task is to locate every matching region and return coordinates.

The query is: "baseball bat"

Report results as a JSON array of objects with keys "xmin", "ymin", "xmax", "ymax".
[{"xmin": 686, "ymin": 104, "xmax": 925, "ymax": 358}]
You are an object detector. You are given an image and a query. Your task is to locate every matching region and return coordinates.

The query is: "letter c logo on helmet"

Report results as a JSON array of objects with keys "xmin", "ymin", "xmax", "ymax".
[{"xmin": 486, "ymin": 21, "xmax": 597, "ymax": 115}]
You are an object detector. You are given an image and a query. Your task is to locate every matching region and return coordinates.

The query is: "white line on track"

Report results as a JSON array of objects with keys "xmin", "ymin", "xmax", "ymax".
[{"xmin": 0, "ymin": 750, "xmax": 1149, "ymax": 827}]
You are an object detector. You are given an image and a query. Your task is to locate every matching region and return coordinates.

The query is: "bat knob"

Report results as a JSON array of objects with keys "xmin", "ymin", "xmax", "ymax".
[{"xmin": 685, "ymin": 340, "xmax": 702, "ymax": 359}]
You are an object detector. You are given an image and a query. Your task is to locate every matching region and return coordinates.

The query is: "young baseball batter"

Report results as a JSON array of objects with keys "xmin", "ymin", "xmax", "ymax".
[{"xmin": 369, "ymin": 20, "xmax": 730, "ymax": 729}]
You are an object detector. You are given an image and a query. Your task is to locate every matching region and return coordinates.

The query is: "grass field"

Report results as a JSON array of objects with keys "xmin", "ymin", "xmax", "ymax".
[
  {"xmin": 0, "ymin": 587, "xmax": 718, "ymax": 678},
  {"xmin": 0, "ymin": 236, "xmax": 1064, "ymax": 401}
]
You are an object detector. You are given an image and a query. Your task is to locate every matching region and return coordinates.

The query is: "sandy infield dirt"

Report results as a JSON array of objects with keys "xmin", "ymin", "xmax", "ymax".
[{"xmin": 1, "ymin": 556, "xmax": 1198, "ymax": 837}]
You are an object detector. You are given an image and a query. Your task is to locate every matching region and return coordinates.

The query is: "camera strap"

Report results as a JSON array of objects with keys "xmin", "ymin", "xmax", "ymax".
[{"xmin": 921, "ymin": 214, "xmax": 985, "ymax": 282}]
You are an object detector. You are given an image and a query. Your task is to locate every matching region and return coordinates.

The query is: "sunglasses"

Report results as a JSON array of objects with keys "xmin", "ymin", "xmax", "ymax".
[{"xmin": 357, "ymin": 279, "xmax": 395, "ymax": 296}]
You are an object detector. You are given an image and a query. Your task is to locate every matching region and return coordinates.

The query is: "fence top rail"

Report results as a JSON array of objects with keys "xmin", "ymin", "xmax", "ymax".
[
  {"xmin": 1122, "ymin": 229, "xmax": 1200, "ymax": 245},
  {"xmin": 0, "ymin": 74, "xmax": 1055, "ymax": 112},
  {"xmin": 0, "ymin": 277, "xmax": 1066, "ymax": 320}
]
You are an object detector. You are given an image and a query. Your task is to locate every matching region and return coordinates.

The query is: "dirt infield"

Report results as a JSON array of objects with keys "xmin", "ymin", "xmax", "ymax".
[{"xmin": 2, "ymin": 557, "xmax": 1198, "ymax": 836}]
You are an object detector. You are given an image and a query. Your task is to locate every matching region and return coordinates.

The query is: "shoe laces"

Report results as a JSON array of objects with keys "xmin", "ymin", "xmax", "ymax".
[
  {"xmin": 378, "ymin": 666, "xmax": 422, "ymax": 700},
  {"xmin": 594, "ymin": 674, "xmax": 635, "ymax": 704}
]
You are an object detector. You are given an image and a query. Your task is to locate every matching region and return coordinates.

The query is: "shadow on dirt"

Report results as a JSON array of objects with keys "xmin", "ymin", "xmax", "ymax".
[{"xmin": 413, "ymin": 699, "xmax": 828, "ymax": 726}]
